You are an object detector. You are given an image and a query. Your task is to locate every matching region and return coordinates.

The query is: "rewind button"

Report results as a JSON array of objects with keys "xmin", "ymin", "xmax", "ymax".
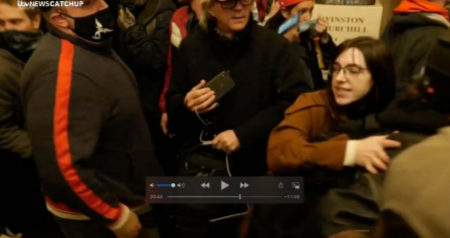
[{"xmin": 201, "ymin": 182, "xmax": 210, "ymax": 189}]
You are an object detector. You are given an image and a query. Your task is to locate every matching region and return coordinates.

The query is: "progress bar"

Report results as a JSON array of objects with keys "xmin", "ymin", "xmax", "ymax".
[
  {"xmin": 167, "ymin": 196, "xmax": 239, "ymax": 198},
  {"xmin": 167, "ymin": 195, "xmax": 284, "ymax": 200}
]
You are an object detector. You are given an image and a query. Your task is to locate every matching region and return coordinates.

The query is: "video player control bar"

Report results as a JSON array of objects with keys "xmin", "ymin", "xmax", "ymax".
[{"xmin": 146, "ymin": 177, "xmax": 304, "ymax": 204}]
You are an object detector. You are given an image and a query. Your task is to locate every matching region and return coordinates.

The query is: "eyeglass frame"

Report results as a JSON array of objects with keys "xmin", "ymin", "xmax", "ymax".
[
  {"xmin": 215, "ymin": 0, "xmax": 255, "ymax": 9},
  {"xmin": 328, "ymin": 63, "xmax": 369, "ymax": 80}
]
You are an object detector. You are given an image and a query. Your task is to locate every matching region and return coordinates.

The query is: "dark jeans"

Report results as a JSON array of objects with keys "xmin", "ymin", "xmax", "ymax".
[{"xmin": 54, "ymin": 212, "xmax": 160, "ymax": 238}]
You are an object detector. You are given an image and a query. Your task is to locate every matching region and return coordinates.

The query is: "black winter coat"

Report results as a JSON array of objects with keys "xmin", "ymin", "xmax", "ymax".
[
  {"xmin": 119, "ymin": 0, "xmax": 176, "ymax": 117},
  {"xmin": 382, "ymin": 13, "xmax": 450, "ymax": 86},
  {"xmin": 0, "ymin": 49, "xmax": 31, "ymax": 159},
  {"xmin": 166, "ymin": 20, "xmax": 312, "ymax": 176}
]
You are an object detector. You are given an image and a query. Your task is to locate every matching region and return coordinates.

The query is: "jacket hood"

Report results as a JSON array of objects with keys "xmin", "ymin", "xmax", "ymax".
[
  {"xmin": 387, "ymin": 13, "xmax": 449, "ymax": 33},
  {"xmin": 378, "ymin": 89, "xmax": 450, "ymax": 133},
  {"xmin": 136, "ymin": 0, "xmax": 176, "ymax": 26}
]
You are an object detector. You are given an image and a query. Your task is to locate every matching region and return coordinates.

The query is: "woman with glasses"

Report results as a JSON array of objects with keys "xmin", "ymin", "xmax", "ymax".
[
  {"xmin": 267, "ymin": 36, "xmax": 400, "ymax": 176},
  {"xmin": 239, "ymin": 36, "xmax": 398, "ymax": 238},
  {"xmin": 318, "ymin": 33, "xmax": 450, "ymax": 238},
  {"xmin": 165, "ymin": 0, "xmax": 312, "ymax": 177},
  {"xmin": 164, "ymin": 0, "xmax": 311, "ymax": 236}
]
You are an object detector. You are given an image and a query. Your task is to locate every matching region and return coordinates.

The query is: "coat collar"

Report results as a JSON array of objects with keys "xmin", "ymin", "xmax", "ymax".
[
  {"xmin": 0, "ymin": 48, "xmax": 25, "ymax": 65},
  {"xmin": 205, "ymin": 18, "xmax": 256, "ymax": 50},
  {"xmin": 46, "ymin": 23, "xmax": 112, "ymax": 54}
]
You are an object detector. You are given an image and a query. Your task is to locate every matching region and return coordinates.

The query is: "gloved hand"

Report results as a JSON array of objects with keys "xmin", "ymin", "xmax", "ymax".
[{"xmin": 118, "ymin": 7, "xmax": 136, "ymax": 31}]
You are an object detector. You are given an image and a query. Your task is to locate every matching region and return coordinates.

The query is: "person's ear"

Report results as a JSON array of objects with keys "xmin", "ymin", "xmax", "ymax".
[
  {"xmin": 31, "ymin": 14, "xmax": 41, "ymax": 30},
  {"xmin": 50, "ymin": 11, "xmax": 70, "ymax": 28},
  {"xmin": 281, "ymin": 9, "xmax": 290, "ymax": 19}
]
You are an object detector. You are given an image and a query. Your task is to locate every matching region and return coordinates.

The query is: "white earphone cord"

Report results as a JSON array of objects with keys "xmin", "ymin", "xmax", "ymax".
[
  {"xmin": 196, "ymin": 106, "xmax": 249, "ymax": 220},
  {"xmin": 195, "ymin": 106, "xmax": 208, "ymax": 126}
]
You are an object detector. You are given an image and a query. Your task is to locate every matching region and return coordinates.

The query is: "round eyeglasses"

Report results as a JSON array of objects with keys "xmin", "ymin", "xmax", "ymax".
[
  {"xmin": 216, "ymin": 0, "xmax": 254, "ymax": 9},
  {"xmin": 329, "ymin": 63, "xmax": 368, "ymax": 79}
]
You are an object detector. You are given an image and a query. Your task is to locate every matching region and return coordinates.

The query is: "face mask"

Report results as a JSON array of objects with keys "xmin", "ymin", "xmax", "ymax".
[
  {"xmin": 0, "ymin": 30, "xmax": 43, "ymax": 53},
  {"xmin": 299, "ymin": 19, "xmax": 317, "ymax": 33},
  {"xmin": 61, "ymin": 8, "xmax": 115, "ymax": 42}
]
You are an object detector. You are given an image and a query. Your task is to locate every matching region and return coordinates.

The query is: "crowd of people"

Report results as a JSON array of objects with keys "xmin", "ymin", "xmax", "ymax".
[{"xmin": 0, "ymin": 0, "xmax": 449, "ymax": 237}]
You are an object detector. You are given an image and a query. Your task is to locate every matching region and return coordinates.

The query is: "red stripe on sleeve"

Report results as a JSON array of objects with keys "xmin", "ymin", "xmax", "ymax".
[{"xmin": 53, "ymin": 39, "xmax": 120, "ymax": 221}]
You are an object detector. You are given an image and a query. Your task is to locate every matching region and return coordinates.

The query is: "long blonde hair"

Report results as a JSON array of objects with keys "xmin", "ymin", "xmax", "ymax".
[{"xmin": 199, "ymin": 0, "xmax": 216, "ymax": 30}]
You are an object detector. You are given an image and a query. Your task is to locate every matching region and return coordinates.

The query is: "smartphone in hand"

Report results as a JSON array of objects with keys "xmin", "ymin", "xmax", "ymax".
[{"xmin": 206, "ymin": 71, "xmax": 235, "ymax": 102}]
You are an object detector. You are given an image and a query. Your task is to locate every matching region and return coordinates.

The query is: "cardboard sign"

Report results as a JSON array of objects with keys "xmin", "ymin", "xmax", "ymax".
[{"xmin": 312, "ymin": 0, "xmax": 384, "ymax": 45}]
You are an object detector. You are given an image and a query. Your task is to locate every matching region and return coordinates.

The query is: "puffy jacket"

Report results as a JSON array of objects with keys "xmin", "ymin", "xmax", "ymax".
[{"xmin": 381, "ymin": 13, "xmax": 450, "ymax": 85}]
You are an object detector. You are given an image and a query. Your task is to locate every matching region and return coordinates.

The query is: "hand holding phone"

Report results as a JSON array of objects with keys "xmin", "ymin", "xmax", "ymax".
[
  {"xmin": 205, "ymin": 71, "xmax": 235, "ymax": 102},
  {"xmin": 184, "ymin": 80, "xmax": 217, "ymax": 114}
]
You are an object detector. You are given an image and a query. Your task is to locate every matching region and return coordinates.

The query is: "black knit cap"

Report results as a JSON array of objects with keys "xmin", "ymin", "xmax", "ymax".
[{"xmin": 424, "ymin": 32, "xmax": 450, "ymax": 113}]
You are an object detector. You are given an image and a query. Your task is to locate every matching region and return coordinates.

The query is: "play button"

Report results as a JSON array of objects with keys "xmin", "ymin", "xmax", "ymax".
[{"xmin": 221, "ymin": 181, "xmax": 229, "ymax": 190}]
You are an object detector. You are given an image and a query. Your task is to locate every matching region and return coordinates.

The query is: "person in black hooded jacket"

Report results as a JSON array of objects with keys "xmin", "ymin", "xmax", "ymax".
[
  {"xmin": 116, "ymin": 0, "xmax": 176, "ymax": 175},
  {"xmin": 381, "ymin": 0, "xmax": 450, "ymax": 87},
  {"xmin": 166, "ymin": 0, "xmax": 312, "ymax": 177}
]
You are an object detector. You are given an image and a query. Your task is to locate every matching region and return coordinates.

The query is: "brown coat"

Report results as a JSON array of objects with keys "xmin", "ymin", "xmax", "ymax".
[{"xmin": 267, "ymin": 90, "xmax": 349, "ymax": 173}]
